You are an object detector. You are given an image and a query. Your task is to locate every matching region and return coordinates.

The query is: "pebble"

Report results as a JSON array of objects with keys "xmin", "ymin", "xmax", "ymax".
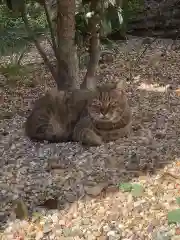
[
  {"xmin": 107, "ymin": 230, "xmax": 122, "ymax": 240},
  {"xmin": 63, "ymin": 227, "xmax": 73, "ymax": 237},
  {"xmin": 51, "ymin": 213, "xmax": 59, "ymax": 223},
  {"xmin": 43, "ymin": 224, "xmax": 52, "ymax": 234},
  {"xmin": 171, "ymin": 237, "xmax": 180, "ymax": 240},
  {"xmin": 103, "ymin": 225, "xmax": 111, "ymax": 232},
  {"xmin": 35, "ymin": 231, "xmax": 43, "ymax": 240}
]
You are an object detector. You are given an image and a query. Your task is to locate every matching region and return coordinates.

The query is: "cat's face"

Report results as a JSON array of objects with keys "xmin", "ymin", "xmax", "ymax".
[{"xmin": 88, "ymin": 85, "xmax": 126, "ymax": 123}]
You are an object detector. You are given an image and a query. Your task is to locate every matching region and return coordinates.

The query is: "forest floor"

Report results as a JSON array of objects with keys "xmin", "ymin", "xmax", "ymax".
[{"xmin": 1, "ymin": 36, "xmax": 180, "ymax": 239}]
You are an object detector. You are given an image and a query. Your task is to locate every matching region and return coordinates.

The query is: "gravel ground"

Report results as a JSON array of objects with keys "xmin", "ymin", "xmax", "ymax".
[{"xmin": 1, "ymin": 36, "xmax": 180, "ymax": 239}]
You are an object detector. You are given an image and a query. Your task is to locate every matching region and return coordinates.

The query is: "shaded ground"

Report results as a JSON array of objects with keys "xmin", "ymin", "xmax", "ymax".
[{"xmin": 1, "ymin": 36, "xmax": 180, "ymax": 239}]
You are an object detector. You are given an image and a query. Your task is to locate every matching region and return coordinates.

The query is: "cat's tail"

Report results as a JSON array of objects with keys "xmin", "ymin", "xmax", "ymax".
[{"xmin": 73, "ymin": 117, "xmax": 103, "ymax": 146}]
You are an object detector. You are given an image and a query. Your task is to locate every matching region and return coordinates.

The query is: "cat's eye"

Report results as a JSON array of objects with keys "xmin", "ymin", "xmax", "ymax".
[{"xmin": 91, "ymin": 100, "xmax": 100, "ymax": 106}]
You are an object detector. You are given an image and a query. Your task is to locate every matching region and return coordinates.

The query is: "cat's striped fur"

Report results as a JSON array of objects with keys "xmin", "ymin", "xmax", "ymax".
[
  {"xmin": 25, "ymin": 88, "xmax": 95, "ymax": 142},
  {"xmin": 25, "ymin": 82, "xmax": 132, "ymax": 145},
  {"xmin": 73, "ymin": 82, "xmax": 132, "ymax": 145}
]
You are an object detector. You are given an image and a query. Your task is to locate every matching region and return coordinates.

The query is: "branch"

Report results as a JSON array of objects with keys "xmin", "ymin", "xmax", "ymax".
[
  {"xmin": 134, "ymin": 37, "xmax": 157, "ymax": 66},
  {"xmin": 21, "ymin": 8, "xmax": 58, "ymax": 82},
  {"xmin": 81, "ymin": 0, "xmax": 101, "ymax": 89},
  {"xmin": 17, "ymin": 47, "xmax": 28, "ymax": 65},
  {"xmin": 41, "ymin": 0, "xmax": 59, "ymax": 62}
]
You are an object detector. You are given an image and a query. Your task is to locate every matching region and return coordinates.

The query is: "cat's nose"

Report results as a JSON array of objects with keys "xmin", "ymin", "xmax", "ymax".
[{"xmin": 101, "ymin": 108, "xmax": 108, "ymax": 116}]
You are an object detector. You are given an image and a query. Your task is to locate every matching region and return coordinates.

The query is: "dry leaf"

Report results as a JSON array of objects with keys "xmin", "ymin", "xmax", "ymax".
[
  {"xmin": 13, "ymin": 199, "xmax": 28, "ymax": 220},
  {"xmin": 175, "ymin": 88, "xmax": 180, "ymax": 96},
  {"xmin": 84, "ymin": 182, "xmax": 108, "ymax": 196},
  {"xmin": 39, "ymin": 198, "xmax": 58, "ymax": 209}
]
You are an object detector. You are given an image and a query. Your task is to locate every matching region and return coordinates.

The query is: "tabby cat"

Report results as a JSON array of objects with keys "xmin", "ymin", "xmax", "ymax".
[
  {"xmin": 73, "ymin": 82, "xmax": 132, "ymax": 146},
  {"xmin": 25, "ymin": 88, "xmax": 95, "ymax": 142},
  {"xmin": 25, "ymin": 82, "xmax": 132, "ymax": 145}
]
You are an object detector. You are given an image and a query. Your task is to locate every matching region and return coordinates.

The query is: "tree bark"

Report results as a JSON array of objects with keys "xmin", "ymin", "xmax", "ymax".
[
  {"xmin": 56, "ymin": 0, "xmax": 79, "ymax": 90},
  {"xmin": 21, "ymin": 6, "xmax": 58, "ymax": 82},
  {"xmin": 80, "ymin": 0, "xmax": 101, "ymax": 90}
]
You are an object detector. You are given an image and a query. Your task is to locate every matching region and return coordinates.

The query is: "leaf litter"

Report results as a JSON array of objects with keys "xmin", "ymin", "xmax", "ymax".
[{"xmin": 1, "ymin": 36, "xmax": 180, "ymax": 239}]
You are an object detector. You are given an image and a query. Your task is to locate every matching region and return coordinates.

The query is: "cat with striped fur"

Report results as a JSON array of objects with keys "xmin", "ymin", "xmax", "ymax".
[
  {"xmin": 25, "ymin": 82, "xmax": 132, "ymax": 145},
  {"xmin": 25, "ymin": 88, "xmax": 95, "ymax": 142},
  {"xmin": 73, "ymin": 82, "xmax": 132, "ymax": 145}
]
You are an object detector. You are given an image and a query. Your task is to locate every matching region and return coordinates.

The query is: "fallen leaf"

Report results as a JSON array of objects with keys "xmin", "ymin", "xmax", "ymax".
[
  {"xmin": 84, "ymin": 182, "xmax": 108, "ymax": 196},
  {"xmin": 119, "ymin": 182, "xmax": 132, "ymax": 192},
  {"xmin": 175, "ymin": 89, "xmax": 180, "ymax": 96},
  {"xmin": 131, "ymin": 183, "xmax": 144, "ymax": 197},
  {"xmin": 39, "ymin": 198, "xmax": 58, "ymax": 209},
  {"xmin": 168, "ymin": 209, "xmax": 180, "ymax": 224},
  {"xmin": 176, "ymin": 197, "xmax": 180, "ymax": 206},
  {"xmin": 176, "ymin": 162, "xmax": 180, "ymax": 166},
  {"xmin": 13, "ymin": 199, "xmax": 28, "ymax": 220}
]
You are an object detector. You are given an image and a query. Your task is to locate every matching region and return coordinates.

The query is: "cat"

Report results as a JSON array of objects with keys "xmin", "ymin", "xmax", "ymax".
[
  {"xmin": 72, "ymin": 81, "xmax": 132, "ymax": 146},
  {"xmin": 25, "ymin": 87, "xmax": 96, "ymax": 143},
  {"xmin": 25, "ymin": 82, "xmax": 132, "ymax": 146}
]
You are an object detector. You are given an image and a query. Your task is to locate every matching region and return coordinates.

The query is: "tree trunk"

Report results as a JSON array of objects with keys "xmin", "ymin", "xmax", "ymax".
[{"xmin": 56, "ymin": 0, "xmax": 79, "ymax": 90}]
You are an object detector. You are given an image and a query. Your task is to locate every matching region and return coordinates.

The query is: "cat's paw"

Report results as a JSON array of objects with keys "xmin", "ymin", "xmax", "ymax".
[
  {"xmin": 81, "ymin": 129, "xmax": 103, "ymax": 146},
  {"xmin": 87, "ymin": 133, "xmax": 103, "ymax": 146}
]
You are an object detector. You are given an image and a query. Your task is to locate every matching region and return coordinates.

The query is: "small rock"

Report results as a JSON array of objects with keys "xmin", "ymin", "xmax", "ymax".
[
  {"xmin": 54, "ymin": 228, "xmax": 63, "ymax": 236},
  {"xmin": 59, "ymin": 219, "xmax": 66, "ymax": 226},
  {"xmin": 103, "ymin": 225, "xmax": 111, "ymax": 232},
  {"xmin": 43, "ymin": 224, "xmax": 52, "ymax": 234},
  {"xmin": 87, "ymin": 235, "xmax": 96, "ymax": 240},
  {"xmin": 152, "ymin": 230, "xmax": 172, "ymax": 240},
  {"xmin": 171, "ymin": 237, "xmax": 180, "ymax": 240},
  {"xmin": 107, "ymin": 230, "xmax": 122, "ymax": 240},
  {"xmin": 51, "ymin": 213, "xmax": 59, "ymax": 223},
  {"xmin": 63, "ymin": 227, "xmax": 73, "ymax": 237},
  {"xmin": 82, "ymin": 218, "xmax": 91, "ymax": 225},
  {"xmin": 35, "ymin": 231, "xmax": 43, "ymax": 240},
  {"xmin": 65, "ymin": 192, "xmax": 76, "ymax": 203}
]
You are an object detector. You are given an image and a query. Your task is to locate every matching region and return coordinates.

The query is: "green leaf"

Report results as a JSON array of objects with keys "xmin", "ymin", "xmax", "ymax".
[
  {"xmin": 176, "ymin": 197, "xmax": 180, "ymax": 206},
  {"xmin": 131, "ymin": 184, "xmax": 144, "ymax": 197},
  {"xmin": 119, "ymin": 182, "xmax": 132, "ymax": 192},
  {"xmin": 168, "ymin": 209, "xmax": 180, "ymax": 224}
]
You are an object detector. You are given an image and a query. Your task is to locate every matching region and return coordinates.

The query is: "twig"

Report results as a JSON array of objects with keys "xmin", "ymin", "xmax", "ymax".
[
  {"xmin": 21, "ymin": 8, "xmax": 57, "ymax": 82},
  {"xmin": 41, "ymin": 0, "xmax": 59, "ymax": 62},
  {"xmin": 127, "ymin": 37, "xmax": 157, "ymax": 81},
  {"xmin": 135, "ymin": 38, "xmax": 156, "ymax": 66},
  {"xmin": 17, "ymin": 47, "xmax": 28, "ymax": 65}
]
